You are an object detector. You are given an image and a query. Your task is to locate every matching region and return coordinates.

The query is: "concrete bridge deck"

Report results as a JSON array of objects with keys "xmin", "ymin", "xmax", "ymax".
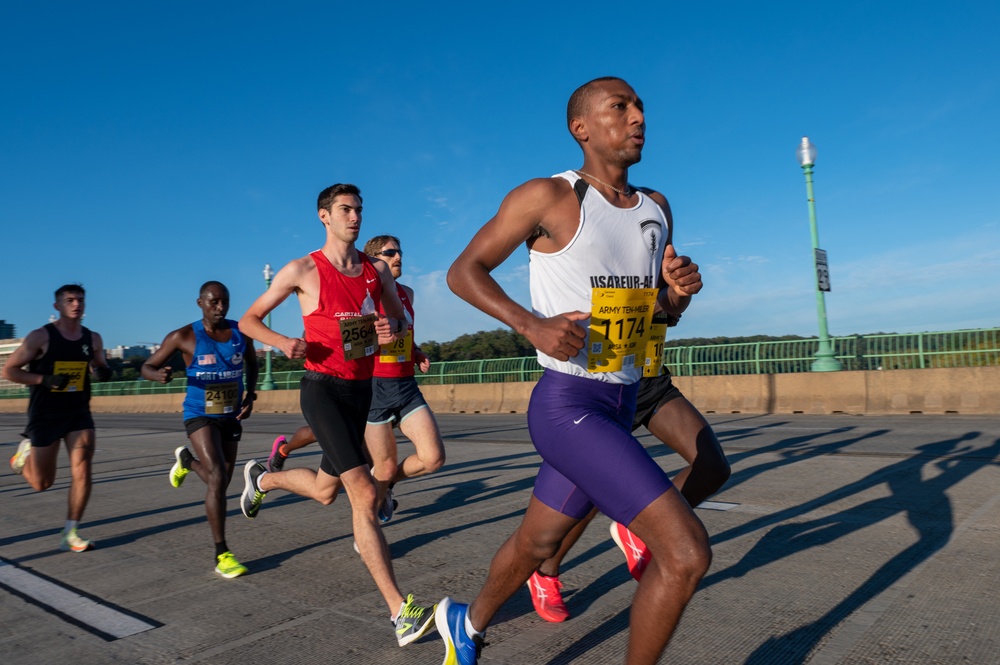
[{"xmin": 2, "ymin": 412, "xmax": 999, "ymax": 664}]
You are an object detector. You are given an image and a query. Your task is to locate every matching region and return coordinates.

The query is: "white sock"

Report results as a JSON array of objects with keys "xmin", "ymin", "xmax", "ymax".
[
  {"xmin": 64, "ymin": 520, "xmax": 79, "ymax": 534},
  {"xmin": 465, "ymin": 613, "xmax": 483, "ymax": 639},
  {"xmin": 392, "ymin": 600, "xmax": 406, "ymax": 622},
  {"xmin": 257, "ymin": 470, "xmax": 268, "ymax": 490}
]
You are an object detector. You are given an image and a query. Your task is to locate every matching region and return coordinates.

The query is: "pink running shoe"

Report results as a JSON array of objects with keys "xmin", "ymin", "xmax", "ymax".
[
  {"xmin": 610, "ymin": 521, "xmax": 650, "ymax": 581},
  {"xmin": 267, "ymin": 436, "xmax": 288, "ymax": 472},
  {"xmin": 527, "ymin": 570, "xmax": 569, "ymax": 623}
]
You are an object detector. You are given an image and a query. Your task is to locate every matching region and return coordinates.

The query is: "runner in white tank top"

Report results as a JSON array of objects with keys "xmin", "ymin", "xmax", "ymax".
[
  {"xmin": 437, "ymin": 77, "xmax": 713, "ymax": 665},
  {"xmin": 530, "ymin": 169, "xmax": 668, "ymax": 383}
]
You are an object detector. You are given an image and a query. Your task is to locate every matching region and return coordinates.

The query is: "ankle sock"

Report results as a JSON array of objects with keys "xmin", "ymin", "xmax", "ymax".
[
  {"xmin": 465, "ymin": 613, "xmax": 484, "ymax": 639},
  {"xmin": 64, "ymin": 520, "xmax": 79, "ymax": 534}
]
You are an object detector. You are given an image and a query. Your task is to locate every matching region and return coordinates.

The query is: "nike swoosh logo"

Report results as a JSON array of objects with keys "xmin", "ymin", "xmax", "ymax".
[
  {"xmin": 366, "ymin": 278, "xmax": 377, "ymax": 283},
  {"xmin": 573, "ymin": 415, "xmax": 589, "ymax": 425}
]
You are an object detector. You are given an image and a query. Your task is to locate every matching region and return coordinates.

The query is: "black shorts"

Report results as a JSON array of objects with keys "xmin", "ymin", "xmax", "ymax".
[
  {"xmin": 367, "ymin": 376, "xmax": 429, "ymax": 427},
  {"xmin": 184, "ymin": 416, "xmax": 242, "ymax": 442},
  {"xmin": 300, "ymin": 370, "xmax": 372, "ymax": 477},
  {"xmin": 631, "ymin": 368, "xmax": 684, "ymax": 432},
  {"xmin": 23, "ymin": 411, "xmax": 95, "ymax": 447}
]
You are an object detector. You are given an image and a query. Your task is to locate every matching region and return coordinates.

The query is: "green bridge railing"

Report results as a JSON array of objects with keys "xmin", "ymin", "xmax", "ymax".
[{"xmin": 2, "ymin": 327, "xmax": 997, "ymax": 398}]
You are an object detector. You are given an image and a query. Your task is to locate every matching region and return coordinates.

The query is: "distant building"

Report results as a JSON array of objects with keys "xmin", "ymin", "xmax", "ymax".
[
  {"xmin": 106, "ymin": 345, "xmax": 153, "ymax": 361},
  {"xmin": 0, "ymin": 338, "xmax": 24, "ymax": 390},
  {"xmin": 0, "ymin": 320, "xmax": 15, "ymax": 339}
]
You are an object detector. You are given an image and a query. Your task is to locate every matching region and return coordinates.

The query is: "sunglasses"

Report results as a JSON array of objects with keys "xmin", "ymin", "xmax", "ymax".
[{"xmin": 378, "ymin": 249, "xmax": 403, "ymax": 258}]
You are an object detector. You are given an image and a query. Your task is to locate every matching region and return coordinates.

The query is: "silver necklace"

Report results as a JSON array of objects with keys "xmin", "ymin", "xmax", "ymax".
[{"xmin": 575, "ymin": 170, "xmax": 631, "ymax": 196}]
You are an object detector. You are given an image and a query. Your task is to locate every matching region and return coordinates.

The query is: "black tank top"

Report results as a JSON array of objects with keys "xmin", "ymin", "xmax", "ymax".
[{"xmin": 27, "ymin": 323, "xmax": 94, "ymax": 420}]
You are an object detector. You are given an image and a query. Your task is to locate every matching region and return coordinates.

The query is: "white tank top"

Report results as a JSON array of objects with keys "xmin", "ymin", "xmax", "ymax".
[{"xmin": 530, "ymin": 171, "xmax": 669, "ymax": 384}]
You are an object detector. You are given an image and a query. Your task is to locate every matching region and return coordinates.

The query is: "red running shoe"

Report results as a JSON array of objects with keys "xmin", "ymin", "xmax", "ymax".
[
  {"xmin": 610, "ymin": 521, "xmax": 650, "ymax": 581},
  {"xmin": 527, "ymin": 570, "xmax": 569, "ymax": 623}
]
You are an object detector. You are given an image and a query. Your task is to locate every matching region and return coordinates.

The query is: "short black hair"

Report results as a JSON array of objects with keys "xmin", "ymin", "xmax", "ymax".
[
  {"xmin": 199, "ymin": 281, "xmax": 228, "ymax": 297},
  {"xmin": 54, "ymin": 284, "xmax": 85, "ymax": 300},
  {"xmin": 566, "ymin": 76, "xmax": 627, "ymax": 130},
  {"xmin": 317, "ymin": 183, "xmax": 362, "ymax": 212}
]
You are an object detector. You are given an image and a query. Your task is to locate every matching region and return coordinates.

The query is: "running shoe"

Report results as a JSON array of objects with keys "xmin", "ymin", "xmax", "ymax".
[
  {"xmin": 371, "ymin": 469, "xmax": 397, "ymax": 522},
  {"xmin": 10, "ymin": 438, "xmax": 31, "ymax": 475},
  {"xmin": 214, "ymin": 551, "xmax": 248, "ymax": 578},
  {"xmin": 393, "ymin": 594, "xmax": 437, "ymax": 646},
  {"xmin": 59, "ymin": 528, "xmax": 93, "ymax": 553},
  {"xmin": 379, "ymin": 491, "xmax": 397, "ymax": 523},
  {"xmin": 527, "ymin": 570, "xmax": 569, "ymax": 623},
  {"xmin": 436, "ymin": 597, "xmax": 484, "ymax": 664},
  {"xmin": 267, "ymin": 435, "xmax": 288, "ymax": 472},
  {"xmin": 610, "ymin": 521, "xmax": 650, "ymax": 582},
  {"xmin": 169, "ymin": 446, "xmax": 192, "ymax": 488},
  {"xmin": 240, "ymin": 460, "xmax": 267, "ymax": 519}
]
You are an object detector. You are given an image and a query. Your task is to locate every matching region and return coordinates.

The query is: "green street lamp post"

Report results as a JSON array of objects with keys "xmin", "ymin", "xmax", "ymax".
[
  {"xmin": 259, "ymin": 263, "xmax": 277, "ymax": 390},
  {"xmin": 797, "ymin": 136, "xmax": 842, "ymax": 372}
]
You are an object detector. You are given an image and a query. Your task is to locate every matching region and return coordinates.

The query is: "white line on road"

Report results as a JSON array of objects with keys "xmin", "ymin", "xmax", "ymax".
[
  {"xmin": 698, "ymin": 501, "xmax": 739, "ymax": 511},
  {"xmin": 0, "ymin": 560, "xmax": 158, "ymax": 640}
]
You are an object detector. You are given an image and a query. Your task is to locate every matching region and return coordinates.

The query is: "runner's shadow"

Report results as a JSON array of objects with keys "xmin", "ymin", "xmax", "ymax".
[
  {"xmin": 719, "ymin": 433, "xmax": 998, "ymax": 664},
  {"xmin": 540, "ymin": 432, "xmax": 996, "ymax": 664}
]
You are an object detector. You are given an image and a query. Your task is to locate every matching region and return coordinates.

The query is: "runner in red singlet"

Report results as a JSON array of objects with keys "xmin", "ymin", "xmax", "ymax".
[{"xmin": 236, "ymin": 183, "xmax": 437, "ymax": 648}]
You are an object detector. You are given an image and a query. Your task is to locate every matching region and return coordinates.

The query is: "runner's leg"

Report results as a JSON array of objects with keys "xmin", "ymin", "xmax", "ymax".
[
  {"xmin": 339, "ymin": 464, "xmax": 406, "ymax": 613},
  {"xmin": 364, "ymin": 420, "xmax": 397, "ymax": 506},
  {"xmin": 64, "ymin": 429, "xmax": 95, "ymax": 522},
  {"xmin": 396, "ymin": 407, "xmax": 445, "ymax": 481},
  {"xmin": 468, "ymin": 496, "xmax": 581, "ymax": 631},
  {"xmin": 646, "ymin": 396, "xmax": 729, "ymax": 507},
  {"xmin": 259, "ymin": 466, "xmax": 343, "ymax": 505},
  {"xmin": 21, "ymin": 439, "xmax": 59, "ymax": 491},
  {"xmin": 187, "ymin": 423, "xmax": 231, "ymax": 545},
  {"xmin": 625, "ymin": 488, "xmax": 711, "ymax": 664}
]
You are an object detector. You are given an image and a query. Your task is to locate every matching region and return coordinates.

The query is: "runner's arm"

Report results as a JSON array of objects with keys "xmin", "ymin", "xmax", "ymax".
[
  {"xmin": 90, "ymin": 331, "xmax": 113, "ymax": 381},
  {"xmin": 141, "ymin": 329, "xmax": 188, "ymax": 383},
  {"xmin": 239, "ymin": 261, "xmax": 308, "ymax": 359},
  {"xmin": 646, "ymin": 190, "xmax": 699, "ymax": 317},
  {"xmin": 0, "ymin": 329, "xmax": 54, "ymax": 386},
  {"xmin": 448, "ymin": 179, "xmax": 588, "ymax": 361},
  {"xmin": 238, "ymin": 336, "xmax": 258, "ymax": 420}
]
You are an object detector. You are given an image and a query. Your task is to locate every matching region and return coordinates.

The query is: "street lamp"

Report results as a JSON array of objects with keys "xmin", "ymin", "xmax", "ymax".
[
  {"xmin": 259, "ymin": 263, "xmax": 277, "ymax": 390},
  {"xmin": 797, "ymin": 136, "xmax": 842, "ymax": 372}
]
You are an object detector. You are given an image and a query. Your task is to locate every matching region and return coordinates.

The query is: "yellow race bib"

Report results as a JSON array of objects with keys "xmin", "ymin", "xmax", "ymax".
[
  {"xmin": 379, "ymin": 328, "xmax": 413, "ymax": 363},
  {"xmin": 52, "ymin": 361, "xmax": 88, "ymax": 392},
  {"xmin": 643, "ymin": 320, "xmax": 668, "ymax": 377},
  {"xmin": 588, "ymin": 288, "xmax": 657, "ymax": 373},
  {"xmin": 339, "ymin": 314, "xmax": 377, "ymax": 361},
  {"xmin": 205, "ymin": 382, "xmax": 239, "ymax": 415}
]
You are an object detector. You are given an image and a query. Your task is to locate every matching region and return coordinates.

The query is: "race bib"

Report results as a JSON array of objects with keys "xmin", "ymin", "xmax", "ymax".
[
  {"xmin": 588, "ymin": 288, "xmax": 657, "ymax": 373},
  {"xmin": 379, "ymin": 328, "xmax": 413, "ymax": 364},
  {"xmin": 52, "ymin": 361, "xmax": 88, "ymax": 392},
  {"xmin": 205, "ymin": 382, "xmax": 239, "ymax": 415},
  {"xmin": 339, "ymin": 314, "xmax": 377, "ymax": 361},
  {"xmin": 643, "ymin": 320, "xmax": 668, "ymax": 377}
]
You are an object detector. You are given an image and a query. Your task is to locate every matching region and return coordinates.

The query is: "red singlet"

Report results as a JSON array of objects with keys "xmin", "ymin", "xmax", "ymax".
[
  {"xmin": 374, "ymin": 283, "xmax": 415, "ymax": 379},
  {"xmin": 303, "ymin": 250, "xmax": 383, "ymax": 380}
]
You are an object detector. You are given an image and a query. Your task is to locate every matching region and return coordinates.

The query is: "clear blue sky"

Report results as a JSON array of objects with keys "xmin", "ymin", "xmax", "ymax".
[{"xmin": 3, "ymin": 2, "xmax": 998, "ymax": 349}]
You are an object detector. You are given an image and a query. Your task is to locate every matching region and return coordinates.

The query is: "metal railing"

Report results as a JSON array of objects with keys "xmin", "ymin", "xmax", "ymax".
[
  {"xmin": 1, "ymin": 328, "xmax": 997, "ymax": 398},
  {"xmin": 662, "ymin": 328, "xmax": 1000, "ymax": 376}
]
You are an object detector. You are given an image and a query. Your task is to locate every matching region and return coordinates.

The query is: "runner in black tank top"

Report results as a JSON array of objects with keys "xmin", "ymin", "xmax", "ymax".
[{"xmin": 2, "ymin": 284, "xmax": 113, "ymax": 553}]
